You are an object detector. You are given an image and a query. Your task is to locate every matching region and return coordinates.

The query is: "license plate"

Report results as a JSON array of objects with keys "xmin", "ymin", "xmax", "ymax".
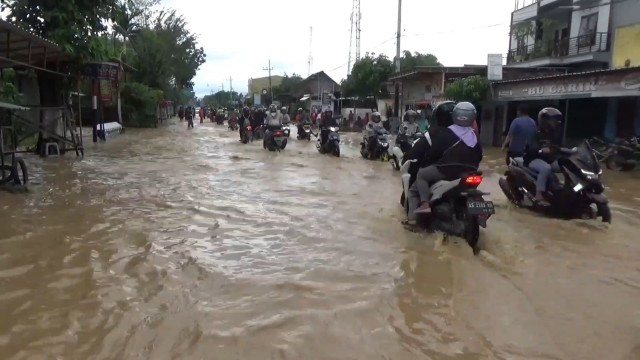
[
  {"xmin": 274, "ymin": 137, "xmax": 283, "ymax": 141},
  {"xmin": 467, "ymin": 201, "xmax": 495, "ymax": 215}
]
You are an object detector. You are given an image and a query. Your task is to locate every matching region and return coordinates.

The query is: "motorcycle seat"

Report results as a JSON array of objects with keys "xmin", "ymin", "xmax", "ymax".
[{"xmin": 429, "ymin": 179, "xmax": 461, "ymax": 203}]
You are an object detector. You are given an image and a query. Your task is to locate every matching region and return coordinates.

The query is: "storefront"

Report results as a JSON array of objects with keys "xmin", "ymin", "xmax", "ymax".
[{"xmin": 481, "ymin": 67, "xmax": 640, "ymax": 146}]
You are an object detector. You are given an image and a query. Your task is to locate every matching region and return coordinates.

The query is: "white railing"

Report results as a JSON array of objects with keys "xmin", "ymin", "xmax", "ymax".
[{"xmin": 515, "ymin": 0, "xmax": 538, "ymax": 10}]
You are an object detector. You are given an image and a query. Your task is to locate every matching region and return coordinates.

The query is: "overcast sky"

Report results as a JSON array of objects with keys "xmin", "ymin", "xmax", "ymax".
[{"xmin": 163, "ymin": 0, "xmax": 515, "ymax": 97}]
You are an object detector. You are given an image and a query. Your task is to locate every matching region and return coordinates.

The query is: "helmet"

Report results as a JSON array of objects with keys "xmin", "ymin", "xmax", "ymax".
[
  {"xmin": 403, "ymin": 110, "xmax": 418, "ymax": 123},
  {"xmin": 281, "ymin": 107, "xmax": 287, "ymax": 114},
  {"xmin": 371, "ymin": 112, "xmax": 382, "ymax": 123},
  {"xmin": 452, "ymin": 102, "xmax": 477, "ymax": 127},
  {"xmin": 242, "ymin": 106, "xmax": 250, "ymax": 117},
  {"xmin": 430, "ymin": 101, "xmax": 455, "ymax": 127},
  {"xmin": 297, "ymin": 108, "xmax": 303, "ymax": 113},
  {"xmin": 538, "ymin": 107, "xmax": 563, "ymax": 134},
  {"xmin": 269, "ymin": 104, "xmax": 277, "ymax": 113}
]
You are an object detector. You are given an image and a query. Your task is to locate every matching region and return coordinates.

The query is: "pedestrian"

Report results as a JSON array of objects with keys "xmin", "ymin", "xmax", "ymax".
[
  {"xmin": 199, "ymin": 106, "xmax": 205, "ymax": 123},
  {"xmin": 502, "ymin": 104, "xmax": 537, "ymax": 165},
  {"xmin": 348, "ymin": 110, "xmax": 355, "ymax": 128},
  {"xmin": 186, "ymin": 106, "xmax": 194, "ymax": 129}
]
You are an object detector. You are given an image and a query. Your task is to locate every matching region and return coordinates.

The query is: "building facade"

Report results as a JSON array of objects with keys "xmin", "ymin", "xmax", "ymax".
[
  {"xmin": 247, "ymin": 75, "xmax": 284, "ymax": 100},
  {"xmin": 481, "ymin": 0, "xmax": 640, "ymax": 146}
]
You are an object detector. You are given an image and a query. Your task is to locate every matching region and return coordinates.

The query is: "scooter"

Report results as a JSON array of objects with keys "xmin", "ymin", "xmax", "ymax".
[
  {"xmin": 316, "ymin": 127, "xmax": 341, "ymax": 157},
  {"xmin": 263, "ymin": 127, "xmax": 287, "ymax": 151},
  {"xmin": 282, "ymin": 123, "xmax": 291, "ymax": 138},
  {"xmin": 390, "ymin": 132, "xmax": 422, "ymax": 171},
  {"xmin": 360, "ymin": 128, "xmax": 390, "ymax": 161},
  {"xmin": 242, "ymin": 124, "xmax": 253, "ymax": 144},
  {"xmin": 253, "ymin": 124, "xmax": 265, "ymax": 141},
  {"xmin": 498, "ymin": 141, "xmax": 611, "ymax": 223},
  {"xmin": 297, "ymin": 123, "xmax": 312, "ymax": 141},
  {"xmin": 400, "ymin": 159, "xmax": 494, "ymax": 255},
  {"xmin": 228, "ymin": 118, "xmax": 238, "ymax": 131}
]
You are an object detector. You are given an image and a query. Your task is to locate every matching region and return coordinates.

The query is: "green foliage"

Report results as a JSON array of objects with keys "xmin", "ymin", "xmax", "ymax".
[
  {"xmin": 400, "ymin": 51, "xmax": 442, "ymax": 69},
  {"xmin": 202, "ymin": 91, "xmax": 240, "ymax": 108},
  {"xmin": 341, "ymin": 53, "xmax": 394, "ymax": 99},
  {"xmin": 0, "ymin": 69, "xmax": 23, "ymax": 103},
  {"xmin": 444, "ymin": 75, "xmax": 490, "ymax": 105},
  {"xmin": 121, "ymin": 82, "xmax": 163, "ymax": 127},
  {"xmin": 2, "ymin": 0, "xmax": 118, "ymax": 60},
  {"xmin": 272, "ymin": 73, "xmax": 304, "ymax": 96}
]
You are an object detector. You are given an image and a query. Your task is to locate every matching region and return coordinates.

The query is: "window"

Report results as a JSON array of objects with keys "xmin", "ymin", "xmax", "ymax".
[
  {"xmin": 578, "ymin": 13, "xmax": 598, "ymax": 46},
  {"xmin": 516, "ymin": 35, "xmax": 527, "ymax": 55}
]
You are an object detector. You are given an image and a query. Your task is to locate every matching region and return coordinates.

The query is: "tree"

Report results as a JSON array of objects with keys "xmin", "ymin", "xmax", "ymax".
[
  {"xmin": 444, "ymin": 75, "xmax": 490, "ymax": 105},
  {"xmin": 341, "ymin": 53, "xmax": 394, "ymax": 100},
  {"xmin": 400, "ymin": 51, "xmax": 442, "ymax": 69},
  {"xmin": 111, "ymin": 0, "xmax": 145, "ymax": 60},
  {"xmin": 2, "ymin": 0, "xmax": 118, "ymax": 59},
  {"xmin": 272, "ymin": 73, "xmax": 304, "ymax": 96}
]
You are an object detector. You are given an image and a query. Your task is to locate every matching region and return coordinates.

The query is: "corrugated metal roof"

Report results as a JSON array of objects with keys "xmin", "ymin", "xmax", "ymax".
[{"xmin": 493, "ymin": 66, "xmax": 640, "ymax": 84}]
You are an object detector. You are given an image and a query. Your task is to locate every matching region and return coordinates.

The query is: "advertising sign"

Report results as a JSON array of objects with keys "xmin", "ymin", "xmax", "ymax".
[{"xmin": 487, "ymin": 54, "xmax": 503, "ymax": 81}]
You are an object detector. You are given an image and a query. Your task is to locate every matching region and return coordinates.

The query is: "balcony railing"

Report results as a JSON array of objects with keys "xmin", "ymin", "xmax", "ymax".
[{"xmin": 507, "ymin": 32, "xmax": 609, "ymax": 64}]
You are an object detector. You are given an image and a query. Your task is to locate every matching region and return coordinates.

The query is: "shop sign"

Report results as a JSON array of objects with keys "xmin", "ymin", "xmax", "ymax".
[{"xmin": 493, "ymin": 69, "xmax": 640, "ymax": 100}]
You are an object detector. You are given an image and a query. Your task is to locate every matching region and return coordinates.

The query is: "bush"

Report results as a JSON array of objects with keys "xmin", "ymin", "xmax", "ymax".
[
  {"xmin": 444, "ymin": 75, "xmax": 490, "ymax": 105},
  {"xmin": 122, "ymin": 82, "xmax": 164, "ymax": 128}
]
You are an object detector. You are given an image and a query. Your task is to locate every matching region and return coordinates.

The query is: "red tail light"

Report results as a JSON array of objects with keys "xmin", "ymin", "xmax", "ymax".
[
  {"xmin": 246, "ymin": 126, "xmax": 252, "ymax": 131},
  {"xmin": 274, "ymin": 131, "xmax": 282, "ymax": 136},
  {"xmin": 464, "ymin": 175, "xmax": 483, "ymax": 185}
]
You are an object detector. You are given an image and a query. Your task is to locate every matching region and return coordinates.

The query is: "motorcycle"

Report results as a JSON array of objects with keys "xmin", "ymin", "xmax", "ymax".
[
  {"xmin": 242, "ymin": 124, "xmax": 253, "ymax": 144},
  {"xmin": 297, "ymin": 123, "xmax": 312, "ymax": 141},
  {"xmin": 253, "ymin": 124, "xmax": 265, "ymax": 141},
  {"xmin": 390, "ymin": 132, "xmax": 422, "ymax": 171},
  {"xmin": 282, "ymin": 123, "xmax": 291, "ymax": 138},
  {"xmin": 360, "ymin": 128, "xmax": 390, "ymax": 161},
  {"xmin": 499, "ymin": 141, "xmax": 611, "ymax": 223},
  {"xmin": 604, "ymin": 136, "xmax": 639, "ymax": 171},
  {"xmin": 400, "ymin": 159, "xmax": 494, "ymax": 255},
  {"xmin": 316, "ymin": 127, "xmax": 341, "ymax": 157},
  {"xmin": 263, "ymin": 127, "xmax": 287, "ymax": 151},
  {"xmin": 228, "ymin": 118, "xmax": 239, "ymax": 131}
]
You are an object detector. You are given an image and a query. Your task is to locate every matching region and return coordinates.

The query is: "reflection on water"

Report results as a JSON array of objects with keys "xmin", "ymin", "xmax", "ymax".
[{"xmin": 1, "ymin": 121, "xmax": 639, "ymax": 359}]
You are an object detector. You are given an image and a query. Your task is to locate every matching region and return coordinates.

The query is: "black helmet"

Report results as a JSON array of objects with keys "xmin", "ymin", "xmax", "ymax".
[
  {"xmin": 242, "ymin": 106, "xmax": 250, "ymax": 117},
  {"xmin": 538, "ymin": 107, "xmax": 563, "ymax": 134},
  {"xmin": 452, "ymin": 102, "xmax": 477, "ymax": 127},
  {"xmin": 403, "ymin": 110, "xmax": 418, "ymax": 123},
  {"xmin": 430, "ymin": 101, "xmax": 456, "ymax": 128}
]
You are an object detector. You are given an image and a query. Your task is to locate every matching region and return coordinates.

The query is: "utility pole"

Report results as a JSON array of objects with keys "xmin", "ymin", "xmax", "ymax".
[
  {"xmin": 393, "ymin": 0, "xmax": 402, "ymax": 121},
  {"xmin": 355, "ymin": 0, "xmax": 361, "ymax": 62},
  {"xmin": 227, "ymin": 77, "xmax": 233, "ymax": 105},
  {"xmin": 263, "ymin": 60, "xmax": 274, "ymax": 103},
  {"xmin": 308, "ymin": 27, "xmax": 314, "ymax": 77}
]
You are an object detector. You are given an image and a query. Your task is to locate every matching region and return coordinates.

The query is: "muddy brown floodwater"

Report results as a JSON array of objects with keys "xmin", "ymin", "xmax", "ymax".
[{"xmin": 1, "ymin": 120, "xmax": 640, "ymax": 360}]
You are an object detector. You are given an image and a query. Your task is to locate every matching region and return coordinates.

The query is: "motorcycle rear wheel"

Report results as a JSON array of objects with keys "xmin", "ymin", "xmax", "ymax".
[{"xmin": 464, "ymin": 216, "xmax": 481, "ymax": 255}]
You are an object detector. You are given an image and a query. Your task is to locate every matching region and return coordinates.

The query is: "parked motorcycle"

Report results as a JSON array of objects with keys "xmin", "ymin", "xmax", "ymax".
[
  {"xmin": 242, "ymin": 124, "xmax": 253, "ymax": 144},
  {"xmin": 605, "ymin": 136, "xmax": 639, "ymax": 171},
  {"xmin": 360, "ymin": 128, "xmax": 390, "ymax": 161},
  {"xmin": 263, "ymin": 127, "xmax": 287, "ymax": 152},
  {"xmin": 400, "ymin": 160, "xmax": 494, "ymax": 255},
  {"xmin": 390, "ymin": 132, "xmax": 422, "ymax": 171},
  {"xmin": 297, "ymin": 123, "xmax": 312, "ymax": 141},
  {"xmin": 316, "ymin": 127, "xmax": 341, "ymax": 157},
  {"xmin": 499, "ymin": 141, "xmax": 611, "ymax": 223}
]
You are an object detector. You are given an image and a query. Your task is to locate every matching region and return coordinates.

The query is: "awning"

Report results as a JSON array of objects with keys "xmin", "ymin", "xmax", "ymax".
[{"xmin": 300, "ymin": 95, "xmax": 310, "ymax": 101}]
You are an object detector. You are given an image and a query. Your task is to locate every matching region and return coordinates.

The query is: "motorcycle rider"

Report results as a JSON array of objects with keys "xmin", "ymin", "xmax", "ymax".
[
  {"xmin": 410, "ymin": 102, "xmax": 483, "ymax": 216},
  {"xmin": 264, "ymin": 104, "xmax": 283, "ymax": 142},
  {"xmin": 296, "ymin": 108, "xmax": 310, "ymax": 135},
  {"xmin": 364, "ymin": 112, "xmax": 385, "ymax": 158},
  {"xmin": 239, "ymin": 106, "xmax": 252, "ymax": 141},
  {"xmin": 523, "ymin": 107, "xmax": 564, "ymax": 206},
  {"xmin": 319, "ymin": 109, "xmax": 338, "ymax": 146},
  {"xmin": 252, "ymin": 107, "xmax": 265, "ymax": 134},
  {"xmin": 281, "ymin": 107, "xmax": 291, "ymax": 125},
  {"xmin": 399, "ymin": 110, "xmax": 420, "ymax": 136}
]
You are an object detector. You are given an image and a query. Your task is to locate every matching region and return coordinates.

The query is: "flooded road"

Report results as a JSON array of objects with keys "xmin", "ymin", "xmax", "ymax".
[{"xmin": 1, "ymin": 120, "xmax": 639, "ymax": 360}]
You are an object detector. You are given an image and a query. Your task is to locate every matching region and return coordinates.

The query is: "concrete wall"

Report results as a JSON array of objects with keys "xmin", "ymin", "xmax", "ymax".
[
  {"xmin": 569, "ymin": 1, "xmax": 610, "ymax": 38},
  {"xmin": 609, "ymin": 0, "xmax": 640, "ymax": 66},
  {"xmin": 513, "ymin": 4, "xmax": 538, "ymax": 23},
  {"xmin": 401, "ymin": 73, "xmax": 443, "ymax": 104}
]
